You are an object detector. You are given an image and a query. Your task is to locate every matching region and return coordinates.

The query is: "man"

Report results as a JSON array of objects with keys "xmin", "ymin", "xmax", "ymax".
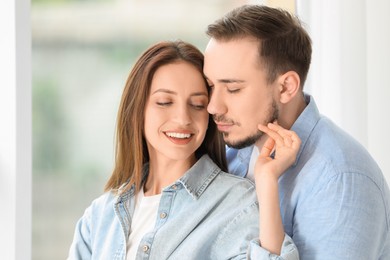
[{"xmin": 203, "ymin": 5, "xmax": 390, "ymax": 259}]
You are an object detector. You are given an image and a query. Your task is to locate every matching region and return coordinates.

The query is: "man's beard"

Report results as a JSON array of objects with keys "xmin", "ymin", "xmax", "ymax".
[{"xmin": 224, "ymin": 100, "xmax": 279, "ymax": 149}]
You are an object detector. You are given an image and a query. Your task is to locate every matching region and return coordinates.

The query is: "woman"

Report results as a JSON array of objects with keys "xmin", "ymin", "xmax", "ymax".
[{"xmin": 68, "ymin": 40, "xmax": 300, "ymax": 259}]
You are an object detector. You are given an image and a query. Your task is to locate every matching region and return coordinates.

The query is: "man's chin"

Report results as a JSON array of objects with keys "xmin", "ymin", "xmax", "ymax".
[{"xmin": 224, "ymin": 136, "xmax": 260, "ymax": 149}]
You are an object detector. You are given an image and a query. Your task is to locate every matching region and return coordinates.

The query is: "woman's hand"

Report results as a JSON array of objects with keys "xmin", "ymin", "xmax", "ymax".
[
  {"xmin": 254, "ymin": 123, "xmax": 301, "ymax": 181},
  {"xmin": 254, "ymin": 123, "xmax": 301, "ymax": 255}
]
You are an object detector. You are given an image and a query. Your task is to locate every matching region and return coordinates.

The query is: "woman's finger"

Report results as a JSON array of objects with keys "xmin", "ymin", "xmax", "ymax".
[
  {"xmin": 259, "ymin": 136, "xmax": 275, "ymax": 158},
  {"xmin": 267, "ymin": 123, "xmax": 294, "ymax": 138},
  {"xmin": 258, "ymin": 124, "xmax": 284, "ymax": 144},
  {"xmin": 267, "ymin": 123, "xmax": 300, "ymax": 148},
  {"xmin": 289, "ymin": 131, "xmax": 301, "ymax": 150}
]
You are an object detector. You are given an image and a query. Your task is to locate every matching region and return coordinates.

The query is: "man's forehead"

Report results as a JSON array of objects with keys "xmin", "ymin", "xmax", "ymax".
[
  {"xmin": 205, "ymin": 36, "xmax": 259, "ymax": 48},
  {"xmin": 204, "ymin": 39, "xmax": 261, "ymax": 72}
]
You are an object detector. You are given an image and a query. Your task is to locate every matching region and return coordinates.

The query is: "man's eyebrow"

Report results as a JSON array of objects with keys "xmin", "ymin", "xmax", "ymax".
[
  {"xmin": 218, "ymin": 79, "xmax": 245, "ymax": 84},
  {"xmin": 205, "ymin": 77, "xmax": 245, "ymax": 84}
]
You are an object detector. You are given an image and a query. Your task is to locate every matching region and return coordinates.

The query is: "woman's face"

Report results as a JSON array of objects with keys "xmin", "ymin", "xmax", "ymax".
[{"xmin": 144, "ymin": 61, "xmax": 209, "ymax": 163}]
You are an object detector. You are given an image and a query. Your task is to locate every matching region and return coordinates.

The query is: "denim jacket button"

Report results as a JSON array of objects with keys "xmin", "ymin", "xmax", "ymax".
[
  {"xmin": 171, "ymin": 184, "xmax": 177, "ymax": 190},
  {"xmin": 160, "ymin": 212, "xmax": 167, "ymax": 219},
  {"xmin": 142, "ymin": 245, "xmax": 149, "ymax": 252}
]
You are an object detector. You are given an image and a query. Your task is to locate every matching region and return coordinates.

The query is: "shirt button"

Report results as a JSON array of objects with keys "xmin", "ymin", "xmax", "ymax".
[
  {"xmin": 171, "ymin": 184, "xmax": 177, "ymax": 190},
  {"xmin": 142, "ymin": 245, "xmax": 149, "ymax": 252},
  {"xmin": 160, "ymin": 212, "xmax": 167, "ymax": 219}
]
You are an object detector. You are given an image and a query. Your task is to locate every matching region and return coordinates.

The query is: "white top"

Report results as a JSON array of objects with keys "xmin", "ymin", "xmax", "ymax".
[
  {"xmin": 126, "ymin": 188, "xmax": 161, "ymax": 260},
  {"xmin": 247, "ymin": 146, "xmax": 259, "ymax": 182}
]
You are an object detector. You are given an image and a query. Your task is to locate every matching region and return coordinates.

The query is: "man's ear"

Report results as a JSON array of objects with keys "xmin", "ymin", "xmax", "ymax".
[{"xmin": 277, "ymin": 71, "xmax": 301, "ymax": 104}]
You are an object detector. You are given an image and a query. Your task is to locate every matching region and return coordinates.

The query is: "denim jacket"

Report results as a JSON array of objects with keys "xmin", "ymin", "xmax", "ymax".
[{"xmin": 68, "ymin": 155, "xmax": 298, "ymax": 260}]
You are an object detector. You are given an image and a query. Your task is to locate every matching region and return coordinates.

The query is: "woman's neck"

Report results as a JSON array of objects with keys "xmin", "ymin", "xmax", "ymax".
[{"xmin": 144, "ymin": 155, "xmax": 197, "ymax": 196}]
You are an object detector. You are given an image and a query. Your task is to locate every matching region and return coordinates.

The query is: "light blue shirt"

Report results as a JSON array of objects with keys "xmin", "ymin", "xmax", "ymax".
[
  {"xmin": 68, "ymin": 155, "xmax": 298, "ymax": 260},
  {"xmin": 227, "ymin": 94, "xmax": 390, "ymax": 259}
]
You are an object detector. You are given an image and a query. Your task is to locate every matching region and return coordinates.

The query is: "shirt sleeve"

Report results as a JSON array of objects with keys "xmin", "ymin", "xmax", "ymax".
[
  {"xmin": 67, "ymin": 206, "xmax": 93, "ymax": 260},
  {"xmin": 247, "ymin": 235, "xmax": 299, "ymax": 260},
  {"xmin": 292, "ymin": 172, "xmax": 389, "ymax": 259},
  {"xmin": 210, "ymin": 201, "xmax": 300, "ymax": 260}
]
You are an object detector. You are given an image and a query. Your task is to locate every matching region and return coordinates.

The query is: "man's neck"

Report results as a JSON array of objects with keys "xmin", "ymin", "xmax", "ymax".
[{"xmin": 278, "ymin": 93, "xmax": 307, "ymax": 130}]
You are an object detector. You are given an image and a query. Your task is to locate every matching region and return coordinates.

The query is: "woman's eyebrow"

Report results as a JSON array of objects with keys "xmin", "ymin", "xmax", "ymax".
[
  {"xmin": 152, "ymin": 88, "xmax": 176, "ymax": 95},
  {"xmin": 152, "ymin": 89, "xmax": 208, "ymax": 97},
  {"xmin": 191, "ymin": 92, "xmax": 208, "ymax": 97}
]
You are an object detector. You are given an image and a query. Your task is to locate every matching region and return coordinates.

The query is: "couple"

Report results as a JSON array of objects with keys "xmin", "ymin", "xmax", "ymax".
[{"xmin": 68, "ymin": 5, "xmax": 390, "ymax": 260}]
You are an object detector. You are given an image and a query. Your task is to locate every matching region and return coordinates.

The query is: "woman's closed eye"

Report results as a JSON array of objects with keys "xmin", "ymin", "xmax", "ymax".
[
  {"xmin": 156, "ymin": 101, "xmax": 172, "ymax": 106},
  {"xmin": 190, "ymin": 103, "xmax": 206, "ymax": 110}
]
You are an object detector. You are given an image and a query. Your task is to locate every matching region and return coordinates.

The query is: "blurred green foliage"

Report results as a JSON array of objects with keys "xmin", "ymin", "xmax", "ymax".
[{"xmin": 33, "ymin": 78, "xmax": 69, "ymax": 174}]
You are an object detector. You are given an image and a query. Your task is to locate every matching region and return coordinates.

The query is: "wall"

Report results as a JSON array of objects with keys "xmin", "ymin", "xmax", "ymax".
[{"xmin": 0, "ymin": 0, "xmax": 31, "ymax": 259}]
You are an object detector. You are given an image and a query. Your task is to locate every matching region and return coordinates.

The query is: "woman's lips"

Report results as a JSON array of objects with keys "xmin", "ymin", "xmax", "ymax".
[{"xmin": 164, "ymin": 131, "xmax": 194, "ymax": 145}]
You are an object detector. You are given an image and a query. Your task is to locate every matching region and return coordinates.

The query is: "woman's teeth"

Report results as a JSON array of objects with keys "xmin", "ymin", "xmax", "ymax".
[{"xmin": 166, "ymin": 132, "xmax": 191, "ymax": 139}]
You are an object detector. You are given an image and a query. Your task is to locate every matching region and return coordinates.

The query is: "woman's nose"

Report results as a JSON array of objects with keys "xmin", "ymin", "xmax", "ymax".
[{"xmin": 174, "ymin": 105, "xmax": 191, "ymax": 125}]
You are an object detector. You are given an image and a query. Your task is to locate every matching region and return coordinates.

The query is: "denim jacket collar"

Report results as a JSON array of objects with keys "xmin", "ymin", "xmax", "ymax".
[
  {"xmin": 176, "ymin": 155, "xmax": 221, "ymax": 200},
  {"xmin": 114, "ymin": 155, "xmax": 221, "ymax": 204}
]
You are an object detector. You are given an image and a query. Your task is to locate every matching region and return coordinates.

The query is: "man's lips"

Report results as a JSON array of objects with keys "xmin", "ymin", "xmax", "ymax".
[{"xmin": 215, "ymin": 122, "xmax": 234, "ymax": 132}]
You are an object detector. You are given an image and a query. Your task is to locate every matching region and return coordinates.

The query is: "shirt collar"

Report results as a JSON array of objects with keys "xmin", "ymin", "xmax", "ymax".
[
  {"xmin": 290, "ymin": 93, "xmax": 321, "ymax": 166},
  {"xmin": 236, "ymin": 146, "xmax": 253, "ymax": 162},
  {"xmin": 227, "ymin": 145, "xmax": 253, "ymax": 167},
  {"xmin": 115, "ymin": 164, "xmax": 149, "ymax": 204},
  {"xmin": 116, "ymin": 156, "xmax": 220, "ymax": 203},
  {"xmin": 173, "ymin": 154, "xmax": 221, "ymax": 200},
  {"xmin": 115, "ymin": 182, "xmax": 135, "ymax": 205}
]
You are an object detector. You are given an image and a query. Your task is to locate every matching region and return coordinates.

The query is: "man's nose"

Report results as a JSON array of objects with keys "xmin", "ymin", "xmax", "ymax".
[{"xmin": 207, "ymin": 88, "xmax": 227, "ymax": 116}]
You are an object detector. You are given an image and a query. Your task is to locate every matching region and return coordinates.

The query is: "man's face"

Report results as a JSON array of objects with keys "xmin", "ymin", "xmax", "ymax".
[{"xmin": 204, "ymin": 37, "xmax": 279, "ymax": 149}]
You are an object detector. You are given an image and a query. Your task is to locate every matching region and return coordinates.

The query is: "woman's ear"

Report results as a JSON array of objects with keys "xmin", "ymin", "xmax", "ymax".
[{"xmin": 278, "ymin": 71, "xmax": 301, "ymax": 104}]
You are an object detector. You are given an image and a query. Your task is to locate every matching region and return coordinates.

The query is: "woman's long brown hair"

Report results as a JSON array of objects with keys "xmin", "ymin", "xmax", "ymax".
[{"xmin": 104, "ymin": 40, "xmax": 227, "ymax": 194}]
